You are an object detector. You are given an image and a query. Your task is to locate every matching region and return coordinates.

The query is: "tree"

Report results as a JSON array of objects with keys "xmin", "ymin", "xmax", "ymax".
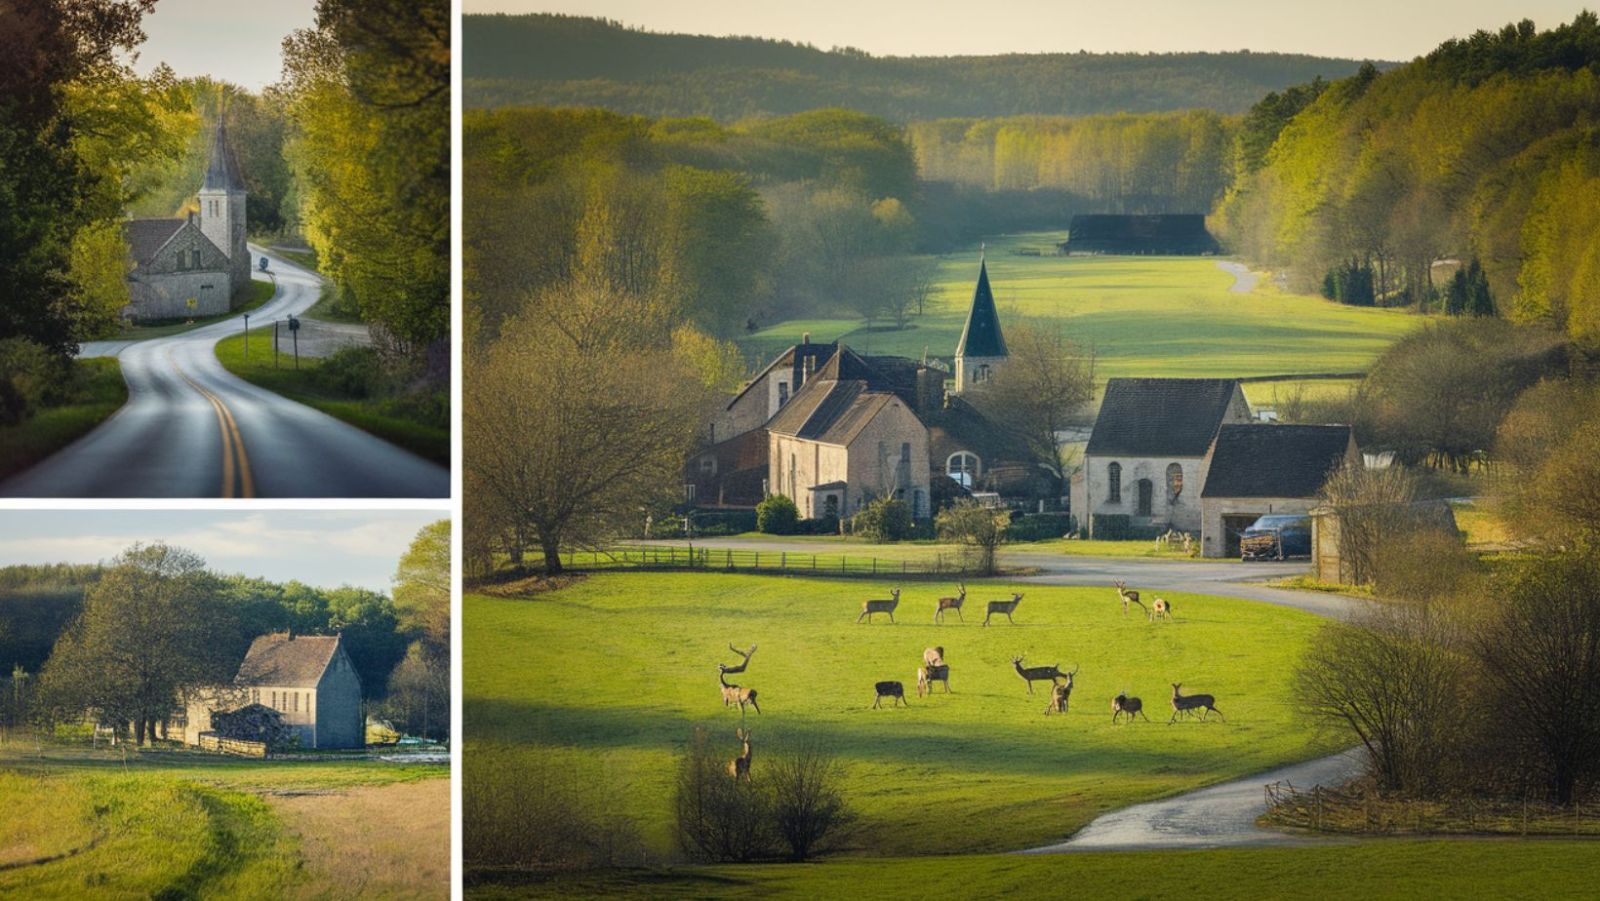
[
  {"xmin": 968, "ymin": 324, "xmax": 1094, "ymax": 490},
  {"xmin": 935, "ymin": 500, "xmax": 1009, "ymax": 576},
  {"xmin": 382, "ymin": 640, "xmax": 449, "ymax": 741},
  {"xmin": 1494, "ymin": 381, "xmax": 1600, "ymax": 545},
  {"xmin": 1318, "ymin": 463, "xmax": 1423, "ymax": 587},
  {"xmin": 393, "ymin": 519, "xmax": 450, "ymax": 650}
]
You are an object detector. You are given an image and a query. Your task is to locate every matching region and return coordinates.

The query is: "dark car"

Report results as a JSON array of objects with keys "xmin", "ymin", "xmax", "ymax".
[{"xmin": 1239, "ymin": 513, "xmax": 1311, "ymax": 561}]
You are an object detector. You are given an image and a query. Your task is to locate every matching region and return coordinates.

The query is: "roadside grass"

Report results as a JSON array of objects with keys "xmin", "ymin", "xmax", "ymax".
[
  {"xmin": 264, "ymin": 242, "xmax": 319, "ymax": 272},
  {"xmin": 737, "ymin": 233, "xmax": 1426, "ymax": 380},
  {"xmin": 1019, "ymin": 537, "xmax": 1211, "ymax": 561},
  {"xmin": 465, "ymin": 572, "xmax": 1339, "ymax": 859},
  {"xmin": 213, "ymin": 327, "xmax": 449, "ymax": 466},
  {"xmin": 1266, "ymin": 574, "xmax": 1373, "ymax": 597},
  {"xmin": 304, "ymin": 283, "xmax": 364, "ymax": 324},
  {"xmin": 116, "ymin": 276, "xmax": 277, "ymax": 341},
  {"xmin": 0, "ymin": 358, "xmax": 127, "ymax": 483},
  {"xmin": 467, "ymin": 839, "xmax": 1600, "ymax": 899},
  {"xmin": 1452, "ymin": 500, "xmax": 1514, "ymax": 551}
]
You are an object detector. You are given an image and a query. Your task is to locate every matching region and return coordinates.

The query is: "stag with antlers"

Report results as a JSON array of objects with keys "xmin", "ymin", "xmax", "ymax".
[
  {"xmin": 719, "ymin": 671, "xmax": 761, "ymax": 716},
  {"xmin": 934, "ymin": 584, "xmax": 967, "ymax": 623},
  {"xmin": 1114, "ymin": 580, "xmax": 1147, "ymax": 616},
  {"xmin": 1012, "ymin": 655, "xmax": 1068, "ymax": 694},
  {"xmin": 1044, "ymin": 665, "xmax": 1079, "ymax": 715},
  {"xmin": 718, "ymin": 643, "xmax": 758, "ymax": 675},
  {"xmin": 857, "ymin": 588, "xmax": 901, "ymax": 624},
  {"xmin": 727, "ymin": 728, "xmax": 753, "ymax": 781},
  {"xmin": 982, "ymin": 592, "xmax": 1023, "ymax": 626}
]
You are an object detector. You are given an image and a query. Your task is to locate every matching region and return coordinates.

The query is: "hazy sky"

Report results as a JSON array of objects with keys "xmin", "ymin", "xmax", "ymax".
[
  {"xmin": 0, "ymin": 510, "xmax": 445, "ymax": 593},
  {"xmin": 467, "ymin": 1, "xmax": 1593, "ymax": 61},
  {"xmin": 129, "ymin": 0, "xmax": 318, "ymax": 91}
]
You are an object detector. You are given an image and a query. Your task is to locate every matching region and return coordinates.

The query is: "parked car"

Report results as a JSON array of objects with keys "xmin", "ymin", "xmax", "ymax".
[{"xmin": 1239, "ymin": 513, "xmax": 1311, "ymax": 561}]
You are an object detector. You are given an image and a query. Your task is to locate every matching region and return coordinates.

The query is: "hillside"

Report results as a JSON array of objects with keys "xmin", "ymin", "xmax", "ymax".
[{"xmin": 463, "ymin": 14, "xmax": 1389, "ymax": 120}]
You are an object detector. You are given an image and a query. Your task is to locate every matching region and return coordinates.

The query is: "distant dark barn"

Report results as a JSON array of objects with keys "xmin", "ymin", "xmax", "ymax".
[{"xmin": 1060, "ymin": 215, "xmax": 1220, "ymax": 256}]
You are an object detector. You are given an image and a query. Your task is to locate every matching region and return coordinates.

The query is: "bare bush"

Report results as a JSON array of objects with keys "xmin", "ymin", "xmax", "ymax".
[
  {"xmin": 766, "ymin": 735, "xmax": 856, "ymax": 861},
  {"xmin": 935, "ymin": 500, "xmax": 1009, "ymax": 576},
  {"xmin": 1319, "ymin": 464, "xmax": 1422, "ymax": 586},
  {"xmin": 674, "ymin": 725, "xmax": 776, "ymax": 862},
  {"xmin": 1370, "ymin": 529, "xmax": 1481, "ymax": 603},
  {"xmin": 464, "ymin": 744, "xmax": 646, "ymax": 872}
]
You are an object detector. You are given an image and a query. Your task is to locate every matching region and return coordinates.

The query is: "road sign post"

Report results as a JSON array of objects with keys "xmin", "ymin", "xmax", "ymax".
[
  {"xmin": 273, "ymin": 319, "xmax": 280, "ymax": 369},
  {"xmin": 243, "ymin": 314, "xmax": 250, "ymax": 360},
  {"xmin": 289, "ymin": 316, "xmax": 300, "ymax": 370}
]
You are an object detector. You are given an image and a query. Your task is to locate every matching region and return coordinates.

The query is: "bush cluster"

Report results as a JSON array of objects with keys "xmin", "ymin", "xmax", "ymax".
[
  {"xmin": 0, "ymin": 338, "xmax": 66, "ymax": 426},
  {"xmin": 850, "ymin": 496, "xmax": 911, "ymax": 543},
  {"xmin": 755, "ymin": 495, "xmax": 800, "ymax": 535}
]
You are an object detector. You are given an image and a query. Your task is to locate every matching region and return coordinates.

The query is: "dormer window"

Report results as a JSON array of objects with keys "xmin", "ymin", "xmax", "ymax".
[{"xmin": 777, "ymin": 381, "xmax": 789, "ymax": 408}]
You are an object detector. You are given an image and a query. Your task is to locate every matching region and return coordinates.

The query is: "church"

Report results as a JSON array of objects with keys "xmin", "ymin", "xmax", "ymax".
[{"xmin": 122, "ymin": 118, "xmax": 251, "ymax": 321}]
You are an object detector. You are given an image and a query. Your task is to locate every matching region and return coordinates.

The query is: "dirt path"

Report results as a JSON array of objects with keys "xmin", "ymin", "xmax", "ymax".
[
  {"xmin": 268, "ymin": 777, "xmax": 450, "ymax": 899},
  {"xmin": 1218, "ymin": 260, "xmax": 1260, "ymax": 294}
]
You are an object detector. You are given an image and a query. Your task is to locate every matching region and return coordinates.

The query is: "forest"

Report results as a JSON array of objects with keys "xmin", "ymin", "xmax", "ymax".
[{"xmin": 461, "ymin": 14, "xmax": 1382, "ymax": 120}]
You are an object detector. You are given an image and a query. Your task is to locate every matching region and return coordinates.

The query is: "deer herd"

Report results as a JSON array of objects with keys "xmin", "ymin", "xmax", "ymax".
[{"xmin": 710, "ymin": 581, "xmax": 1226, "ymax": 780}]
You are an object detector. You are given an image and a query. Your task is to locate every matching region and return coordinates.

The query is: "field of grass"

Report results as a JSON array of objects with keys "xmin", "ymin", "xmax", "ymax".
[
  {"xmin": 116, "ymin": 277, "xmax": 277, "ymax": 341},
  {"xmin": 0, "ymin": 741, "xmax": 447, "ymax": 898},
  {"xmin": 0, "ymin": 358, "xmax": 127, "ymax": 483},
  {"xmin": 471, "ymin": 839, "xmax": 1600, "ymax": 899},
  {"xmin": 738, "ymin": 233, "xmax": 1425, "ymax": 382},
  {"xmin": 214, "ymin": 327, "xmax": 449, "ymax": 466},
  {"xmin": 466, "ymin": 572, "xmax": 1340, "ymax": 861}
]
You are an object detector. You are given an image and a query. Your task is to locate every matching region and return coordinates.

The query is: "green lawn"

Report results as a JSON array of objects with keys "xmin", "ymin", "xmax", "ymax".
[
  {"xmin": 466, "ymin": 573, "xmax": 1339, "ymax": 861},
  {"xmin": 664, "ymin": 534, "xmax": 1208, "ymax": 565},
  {"xmin": 738, "ymin": 233, "xmax": 1426, "ymax": 381},
  {"xmin": 0, "ymin": 358, "xmax": 127, "ymax": 483},
  {"xmin": 116, "ymin": 277, "xmax": 277, "ymax": 341},
  {"xmin": 213, "ymin": 327, "xmax": 449, "ymax": 466}
]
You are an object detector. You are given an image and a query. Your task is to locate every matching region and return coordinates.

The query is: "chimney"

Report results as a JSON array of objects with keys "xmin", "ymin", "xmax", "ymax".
[
  {"xmin": 187, "ymin": 210, "xmax": 195, "ymax": 224},
  {"xmin": 802, "ymin": 332, "xmax": 810, "ymax": 346}
]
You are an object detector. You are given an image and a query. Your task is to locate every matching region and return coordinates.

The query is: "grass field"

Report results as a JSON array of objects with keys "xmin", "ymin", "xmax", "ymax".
[
  {"xmin": 465, "ymin": 572, "xmax": 1340, "ymax": 861},
  {"xmin": 0, "ymin": 741, "xmax": 448, "ymax": 898},
  {"xmin": 737, "ymin": 233, "xmax": 1425, "ymax": 383},
  {"xmin": 214, "ymin": 327, "xmax": 449, "ymax": 466},
  {"xmin": 0, "ymin": 358, "xmax": 127, "ymax": 483}
]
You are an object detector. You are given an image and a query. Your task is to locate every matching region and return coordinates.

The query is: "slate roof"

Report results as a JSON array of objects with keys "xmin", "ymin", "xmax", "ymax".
[
  {"xmin": 235, "ymin": 633, "xmax": 342, "ymax": 689},
  {"xmin": 1086, "ymin": 378, "xmax": 1243, "ymax": 457},
  {"xmin": 1202, "ymin": 424, "xmax": 1354, "ymax": 499},
  {"xmin": 124, "ymin": 218, "xmax": 187, "ymax": 265},
  {"xmin": 766, "ymin": 347, "xmax": 917, "ymax": 445},
  {"xmin": 724, "ymin": 340, "xmax": 837, "ymax": 411},
  {"xmin": 955, "ymin": 258, "xmax": 1008, "ymax": 359},
  {"xmin": 201, "ymin": 118, "xmax": 246, "ymax": 192}
]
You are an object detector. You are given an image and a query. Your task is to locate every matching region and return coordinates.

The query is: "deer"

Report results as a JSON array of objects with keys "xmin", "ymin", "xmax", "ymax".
[
  {"xmin": 1012, "ymin": 655, "xmax": 1068, "ymax": 694},
  {"xmin": 719, "ymin": 671, "xmax": 761, "ymax": 716},
  {"xmin": 1168, "ymin": 683, "xmax": 1224, "ymax": 723},
  {"xmin": 718, "ymin": 643, "xmax": 757, "ymax": 675},
  {"xmin": 982, "ymin": 592, "xmax": 1023, "ymax": 626},
  {"xmin": 1114, "ymin": 580, "xmax": 1147, "ymax": 617},
  {"xmin": 857, "ymin": 588, "xmax": 901, "ymax": 624},
  {"xmin": 923, "ymin": 646, "xmax": 945, "ymax": 668},
  {"xmin": 872, "ymin": 680, "xmax": 908, "ymax": 708},
  {"xmin": 1149, "ymin": 597, "xmax": 1173, "ymax": 623},
  {"xmin": 917, "ymin": 663, "xmax": 951, "ymax": 697},
  {"xmin": 1112, "ymin": 692, "xmax": 1149, "ymax": 723},
  {"xmin": 1043, "ymin": 665, "xmax": 1079, "ymax": 715},
  {"xmin": 934, "ymin": 584, "xmax": 967, "ymax": 623},
  {"xmin": 727, "ymin": 728, "xmax": 752, "ymax": 781}
]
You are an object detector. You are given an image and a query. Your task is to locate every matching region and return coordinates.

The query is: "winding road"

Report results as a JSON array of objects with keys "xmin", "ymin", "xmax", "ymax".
[{"xmin": 0, "ymin": 246, "xmax": 448, "ymax": 498}]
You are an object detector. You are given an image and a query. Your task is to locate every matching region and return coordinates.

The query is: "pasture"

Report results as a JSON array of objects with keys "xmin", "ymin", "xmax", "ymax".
[
  {"xmin": 0, "ymin": 743, "xmax": 448, "ymax": 899},
  {"xmin": 737, "ymin": 233, "xmax": 1424, "ymax": 383},
  {"xmin": 464, "ymin": 572, "xmax": 1340, "ymax": 858}
]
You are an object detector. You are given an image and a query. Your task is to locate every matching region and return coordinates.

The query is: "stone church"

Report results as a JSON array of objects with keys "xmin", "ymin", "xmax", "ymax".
[
  {"xmin": 183, "ymin": 632, "xmax": 364, "ymax": 750},
  {"xmin": 123, "ymin": 118, "xmax": 250, "ymax": 321}
]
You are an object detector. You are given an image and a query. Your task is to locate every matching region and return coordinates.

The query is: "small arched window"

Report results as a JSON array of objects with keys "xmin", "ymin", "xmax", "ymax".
[
  {"xmin": 1107, "ymin": 462, "xmax": 1122, "ymax": 503},
  {"xmin": 947, "ymin": 451, "xmax": 981, "ymax": 489},
  {"xmin": 1167, "ymin": 463, "xmax": 1184, "ymax": 503},
  {"xmin": 975, "ymin": 364, "xmax": 991, "ymax": 383}
]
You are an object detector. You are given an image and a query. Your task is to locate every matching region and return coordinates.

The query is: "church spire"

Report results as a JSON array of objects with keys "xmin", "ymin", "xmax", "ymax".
[
  {"xmin": 201, "ymin": 115, "xmax": 245, "ymax": 193},
  {"xmin": 955, "ymin": 254, "xmax": 1007, "ymax": 360}
]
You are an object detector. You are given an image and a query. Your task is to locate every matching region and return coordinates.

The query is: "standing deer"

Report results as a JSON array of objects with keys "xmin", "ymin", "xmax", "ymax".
[
  {"xmin": 934, "ymin": 584, "xmax": 967, "ymax": 623},
  {"xmin": 872, "ymin": 681, "xmax": 908, "ymax": 708},
  {"xmin": 718, "ymin": 643, "xmax": 758, "ymax": 675},
  {"xmin": 982, "ymin": 592, "xmax": 1023, "ymax": 626},
  {"xmin": 1044, "ymin": 665, "xmax": 1079, "ymax": 715},
  {"xmin": 917, "ymin": 663, "xmax": 951, "ymax": 697},
  {"xmin": 923, "ymin": 646, "xmax": 945, "ymax": 668},
  {"xmin": 1168, "ymin": 683, "xmax": 1224, "ymax": 723},
  {"xmin": 728, "ymin": 728, "xmax": 752, "ymax": 781},
  {"xmin": 1114, "ymin": 581, "xmax": 1147, "ymax": 616},
  {"xmin": 719, "ymin": 671, "xmax": 761, "ymax": 715},
  {"xmin": 1149, "ymin": 598, "xmax": 1173, "ymax": 622},
  {"xmin": 1112, "ymin": 692, "xmax": 1149, "ymax": 723},
  {"xmin": 1012, "ymin": 655, "xmax": 1067, "ymax": 694},
  {"xmin": 857, "ymin": 588, "xmax": 902, "ymax": 624}
]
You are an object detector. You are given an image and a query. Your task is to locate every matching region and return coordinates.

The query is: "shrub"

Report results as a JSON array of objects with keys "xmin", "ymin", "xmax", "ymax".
[
  {"xmin": 1007, "ymin": 513, "xmax": 1073, "ymax": 542},
  {"xmin": 1092, "ymin": 513, "xmax": 1132, "ymax": 540},
  {"xmin": 766, "ymin": 736, "xmax": 855, "ymax": 861},
  {"xmin": 755, "ymin": 495, "xmax": 800, "ymax": 535},
  {"xmin": 0, "ymin": 338, "xmax": 64, "ymax": 426},
  {"xmin": 674, "ymin": 725, "xmax": 775, "ymax": 862},
  {"xmin": 936, "ymin": 500, "xmax": 1009, "ymax": 575},
  {"xmin": 314, "ymin": 345, "xmax": 390, "ymax": 399},
  {"xmin": 465, "ymin": 744, "xmax": 646, "ymax": 871},
  {"xmin": 851, "ymin": 496, "xmax": 912, "ymax": 543}
]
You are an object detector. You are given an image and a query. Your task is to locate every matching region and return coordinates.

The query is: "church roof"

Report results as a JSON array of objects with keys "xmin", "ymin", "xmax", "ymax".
[
  {"xmin": 1202, "ymin": 424, "xmax": 1354, "ymax": 499},
  {"xmin": 766, "ymin": 347, "xmax": 920, "ymax": 446},
  {"xmin": 123, "ymin": 218, "xmax": 187, "ymax": 265},
  {"xmin": 201, "ymin": 117, "xmax": 246, "ymax": 192},
  {"xmin": 235, "ymin": 633, "xmax": 344, "ymax": 689},
  {"xmin": 955, "ymin": 257, "xmax": 1007, "ymax": 359},
  {"xmin": 1086, "ymin": 378, "xmax": 1243, "ymax": 458}
]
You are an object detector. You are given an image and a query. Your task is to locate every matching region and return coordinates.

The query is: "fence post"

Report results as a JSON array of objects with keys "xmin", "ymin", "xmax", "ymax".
[
  {"xmin": 754, "ymin": 552, "xmax": 760, "ymax": 569},
  {"xmin": 781, "ymin": 551, "xmax": 786, "ymax": 570},
  {"xmin": 873, "ymin": 558, "xmax": 878, "ymax": 576}
]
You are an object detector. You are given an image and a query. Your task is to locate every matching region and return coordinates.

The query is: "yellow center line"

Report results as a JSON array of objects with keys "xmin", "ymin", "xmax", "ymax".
[{"xmin": 169, "ymin": 351, "xmax": 255, "ymax": 499}]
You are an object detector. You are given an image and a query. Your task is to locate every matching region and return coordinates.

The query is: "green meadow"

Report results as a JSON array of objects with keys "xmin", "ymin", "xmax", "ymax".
[
  {"xmin": 738, "ymin": 233, "xmax": 1425, "ymax": 383},
  {"xmin": 465, "ymin": 572, "xmax": 1340, "ymax": 859}
]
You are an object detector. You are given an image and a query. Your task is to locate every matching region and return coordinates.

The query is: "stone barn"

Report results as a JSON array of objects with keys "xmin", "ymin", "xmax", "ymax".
[
  {"xmin": 1197, "ymin": 423, "xmax": 1358, "ymax": 557},
  {"xmin": 185, "ymin": 632, "xmax": 364, "ymax": 750}
]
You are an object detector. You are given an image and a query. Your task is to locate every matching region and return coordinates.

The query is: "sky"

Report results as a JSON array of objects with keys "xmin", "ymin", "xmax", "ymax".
[
  {"xmin": 466, "ymin": 1, "xmax": 1595, "ymax": 61},
  {"xmin": 129, "ymin": 0, "xmax": 318, "ymax": 91},
  {"xmin": 0, "ymin": 510, "xmax": 444, "ymax": 593}
]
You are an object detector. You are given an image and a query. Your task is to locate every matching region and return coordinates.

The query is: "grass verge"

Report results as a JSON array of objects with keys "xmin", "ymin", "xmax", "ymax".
[{"xmin": 0, "ymin": 358, "xmax": 126, "ymax": 483}]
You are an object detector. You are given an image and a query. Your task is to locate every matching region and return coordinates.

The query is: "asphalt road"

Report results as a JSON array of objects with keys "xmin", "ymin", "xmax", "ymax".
[{"xmin": 0, "ymin": 246, "xmax": 448, "ymax": 498}]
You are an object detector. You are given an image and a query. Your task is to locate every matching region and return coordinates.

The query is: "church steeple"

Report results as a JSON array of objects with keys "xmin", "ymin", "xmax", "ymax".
[
  {"xmin": 201, "ymin": 116, "xmax": 246, "ymax": 192},
  {"xmin": 952, "ymin": 252, "xmax": 1008, "ymax": 394},
  {"xmin": 197, "ymin": 111, "xmax": 250, "ymax": 297}
]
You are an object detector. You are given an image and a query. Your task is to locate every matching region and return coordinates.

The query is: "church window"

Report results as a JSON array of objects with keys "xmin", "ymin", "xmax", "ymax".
[
  {"xmin": 1137, "ymin": 479, "xmax": 1154, "ymax": 516},
  {"xmin": 975, "ymin": 364, "xmax": 991, "ymax": 384},
  {"xmin": 1108, "ymin": 462, "xmax": 1122, "ymax": 503},
  {"xmin": 777, "ymin": 381, "xmax": 789, "ymax": 407},
  {"xmin": 947, "ymin": 452, "xmax": 981, "ymax": 489},
  {"xmin": 293, "ymin": 693, "xmax": 299, "ymax": 713},
  {"xmin": 684, "ymin": 483, "xmax": 696, "ymax": 503},
  {"xmin": 1167, "ymin": 463, "xmax": 1184, "ymax": 503}
]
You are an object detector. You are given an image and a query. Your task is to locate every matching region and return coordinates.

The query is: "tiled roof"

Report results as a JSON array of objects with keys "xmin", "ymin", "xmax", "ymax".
[
  {"xmin": 766, "ymin": 347, "xmax": 917, "ymax": 445},
  {"xmin": 1202, "ymin": 423, "xmax": 1354, "ymax": 499},
  {"xmin": 123, "ymin": 218, "xmax": 186, "ymax": 265},
  {"xmin": 235, "ymin": 633, "xmax": 341, "ymax": 689},
  {"xmin": 1086, "ymin": 378, "xmax": 1242, "ymax": 457}
]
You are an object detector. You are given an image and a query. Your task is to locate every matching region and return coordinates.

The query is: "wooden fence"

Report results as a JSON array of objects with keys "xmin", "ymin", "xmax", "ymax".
[
  {"xmin": 197, "ymin": 732, "xmax": 269, "ymax": 758},
  {"xmin": 558, "ymin": 545, "xmax": 980, "ymax": 578}
]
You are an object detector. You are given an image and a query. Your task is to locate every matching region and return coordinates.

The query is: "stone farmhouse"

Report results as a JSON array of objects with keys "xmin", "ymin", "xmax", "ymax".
[
  {"xmin": 184, "ymin": 632, "xmax": 363, "ymax": 750},
  {"xmin": 123, "ymin": 118, "xmax": 250, "ymax": 321},
  {"xmin": 1198, "ymin": 423, "xmax": 1358, "ymax": 557}
]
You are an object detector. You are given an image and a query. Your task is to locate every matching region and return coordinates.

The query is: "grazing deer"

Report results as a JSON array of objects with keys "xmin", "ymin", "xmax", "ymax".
[
  {"xmin": 728, "ymin": 728, "xmax": 752, "ymax": 781},
  {"xmin": 1149, "ymin": 598, "xmax": 1172, "ymax": 623},
  {"xmin": 1168, "ymin": 683, "xmax": 1224, "ymax": 723},
  {"xmin": 857, "ymin": 588, "xmax": 902, "ymax": 624},
  {"xmin": 1114, "ymin": 580, "xmax": 1147, "ymax": 616},
  {"xmin": 982, "ymin": 592, "xmax": 1023, "ymax": 626},
  {"xmin": 1044, "ymin": 665, "xmax": 1079, "ymax": 715},
  {"xmin": 1112, "ymin": 692, "xmax": 1149, "ymax": 724},
  {"xmin": 934, "ymin": 584, "xmax": 967, "ymax": 623},
  {"xmin": 923, "ymin": 646, "xmax": 945, "ymax": 668},
  {"xmin": 719, "ymin": 671, "xmax": 761, "ymax": 716},
  {"xmin": 917, "ymin": 663, "xmax": 951, "ymax": 697},
  {"xmin": 718, "ymin": 643, "xmax": 757, "ymax": 675},
  {"xmin": 872, "ymin": 681, "xmax": 908, "ymax": 708},
  {"xmin": 1012, "ymin": 655, "xmax": 1067, "ymax": 694}
]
